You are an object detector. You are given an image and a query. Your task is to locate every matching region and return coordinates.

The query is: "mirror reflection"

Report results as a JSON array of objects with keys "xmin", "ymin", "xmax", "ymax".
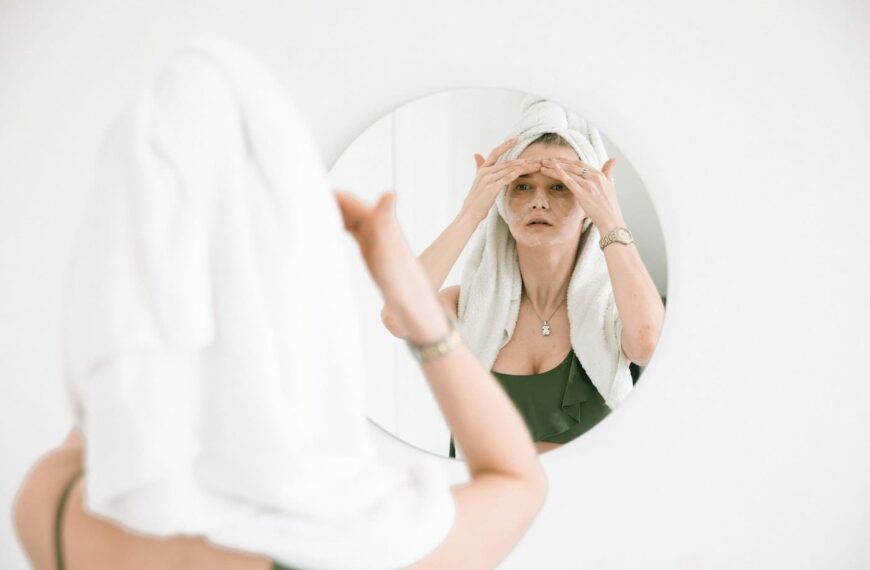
[{"xmin": 330, "ymin": 89, "xmax": 667, "ymax": 458}]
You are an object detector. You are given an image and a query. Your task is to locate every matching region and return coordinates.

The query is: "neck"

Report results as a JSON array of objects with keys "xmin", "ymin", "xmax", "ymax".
[{"xmin": 517, "ymin": 238, "xmax": 579, "ymax": 318}]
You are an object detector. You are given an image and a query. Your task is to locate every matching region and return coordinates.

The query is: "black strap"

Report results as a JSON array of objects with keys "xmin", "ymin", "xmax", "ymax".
[{"xmin": 54, "ymin": 472, "xmax": 83, "ymax": 570}]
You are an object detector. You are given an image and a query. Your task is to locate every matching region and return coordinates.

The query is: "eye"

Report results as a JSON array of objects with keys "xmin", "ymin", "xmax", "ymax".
[
  {"xmin": 514, "ymin": 183, "xmax": 530, "ymax": 191},
  {"xmin": 552, "ymin": 184, "xmax": 567, "ymax": 191}
]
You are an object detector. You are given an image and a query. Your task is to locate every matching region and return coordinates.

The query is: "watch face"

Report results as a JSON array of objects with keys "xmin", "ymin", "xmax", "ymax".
[{"xmin": 617, "ymin": 228, "xmax": 631, "ymax": 241}]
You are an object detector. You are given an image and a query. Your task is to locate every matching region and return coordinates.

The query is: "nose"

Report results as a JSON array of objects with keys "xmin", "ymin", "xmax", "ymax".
[{"xmin": 530, "ymin": 187, "xmax": 549, "ymax": 210}]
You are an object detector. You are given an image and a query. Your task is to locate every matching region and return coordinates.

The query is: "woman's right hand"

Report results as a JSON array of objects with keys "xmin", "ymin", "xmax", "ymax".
[{"xmin": 460, "ymin": 137, "xmax": 541, "ymax": 224}]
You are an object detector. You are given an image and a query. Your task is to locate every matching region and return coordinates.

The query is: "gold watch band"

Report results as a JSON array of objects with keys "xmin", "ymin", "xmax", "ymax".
[
  {"xmin": 406, "ymin": 311, "xmax": 462, "ymax": 364},
  {"xmin": 599, "ymin": 227, "xmax": 635, "ymax": 250}
]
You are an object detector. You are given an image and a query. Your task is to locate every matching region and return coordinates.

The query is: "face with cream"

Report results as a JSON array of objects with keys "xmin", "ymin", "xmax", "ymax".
[{"xmin": 502, "ymin": 141, "xmax": 588, "ymax": 248}]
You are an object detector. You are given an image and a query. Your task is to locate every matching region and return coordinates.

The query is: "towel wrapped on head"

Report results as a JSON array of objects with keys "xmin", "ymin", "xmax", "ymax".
[
  {"xmin": 63, "ymin": 36, "xmax": 455, "ymax": 570},
  {"xmin": 457, "ymin": 97, "xmax": 634, "ymax": 415}
]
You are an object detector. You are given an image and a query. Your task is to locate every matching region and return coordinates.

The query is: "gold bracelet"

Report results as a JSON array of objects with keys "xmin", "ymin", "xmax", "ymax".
[{"xmin": 406, "ymin": 311, "xmax": 462, "ymax": 364}]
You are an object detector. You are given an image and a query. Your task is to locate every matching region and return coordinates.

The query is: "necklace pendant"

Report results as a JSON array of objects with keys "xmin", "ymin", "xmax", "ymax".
[{"xmin": 541, "ymin": 322, "xmax": 551, "ymax": 336}]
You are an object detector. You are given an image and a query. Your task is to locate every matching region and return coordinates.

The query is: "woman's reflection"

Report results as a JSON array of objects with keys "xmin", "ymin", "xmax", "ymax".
[{"xmin": 382, "ymin": 99, "xmax": 665, "ymax": 456}]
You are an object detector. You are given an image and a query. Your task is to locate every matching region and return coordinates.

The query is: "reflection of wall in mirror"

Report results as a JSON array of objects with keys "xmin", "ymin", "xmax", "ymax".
[{"xmin": 329, "ymin": 89, "xmax": 667, "ymax": 457}]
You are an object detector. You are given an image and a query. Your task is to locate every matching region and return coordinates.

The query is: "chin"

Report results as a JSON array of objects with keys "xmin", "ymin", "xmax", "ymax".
[{"xmin": 513, "ymin": 228, "xmax": 562, "ymax": 248}]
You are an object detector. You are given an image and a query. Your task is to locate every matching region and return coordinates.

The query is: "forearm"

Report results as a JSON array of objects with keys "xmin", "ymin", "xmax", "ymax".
[
  {"xmin": 382, "ymin": 209, "xmax": 481, "ymax": 338},
  {"xmin": 397, "ymin": 296, "xmax": 542, "ymax": 485},
  {"xmin": 600, "ymin": 232, "xmax": 665, "ymax": 365},
  {"xmin": 417, "ymin": 208, "xmax": 481, "ymax": 291},
  {"xmin": 363, "ymin": 190, "xmax": 540, "ymax": 483}
]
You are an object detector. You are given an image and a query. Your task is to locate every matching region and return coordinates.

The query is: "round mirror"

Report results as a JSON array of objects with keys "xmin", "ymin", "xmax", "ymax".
[{"xmin": 329, "ymin": 88, "xmax": 667, "ymax": 459}]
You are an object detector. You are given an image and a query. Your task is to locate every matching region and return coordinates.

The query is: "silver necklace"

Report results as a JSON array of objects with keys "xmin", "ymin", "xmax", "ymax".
[{"xmin": 525, "ymin": 295, "xmax": 566, "ymax": 336}]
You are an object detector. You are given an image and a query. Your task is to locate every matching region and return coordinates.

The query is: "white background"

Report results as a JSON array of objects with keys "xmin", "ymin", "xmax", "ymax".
[
  {"xmin": 1, "ymin": 1, "xmax": 868, "ymax": 568},
  {"xmin": 329, "ymin": 87, "xmax": 667, "ymax": 457}
]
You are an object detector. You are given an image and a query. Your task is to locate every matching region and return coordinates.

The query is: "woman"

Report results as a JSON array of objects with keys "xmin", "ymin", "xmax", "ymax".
[
  {"xmin": 12, "ymin": 38, "xmax": 548, "ymax": 570},
  {"xmin": 12, "ymin": 190, "xmax": 548, "ymax": 570},
  {"xmin": 382, "ymin": 126, "xmax": 665, "ymax": 457}
]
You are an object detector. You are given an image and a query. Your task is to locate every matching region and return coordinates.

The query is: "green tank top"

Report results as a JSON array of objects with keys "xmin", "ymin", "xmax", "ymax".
[{"xmin": 449, "ymin": 348, "xmax": 610, "ymax": 457}]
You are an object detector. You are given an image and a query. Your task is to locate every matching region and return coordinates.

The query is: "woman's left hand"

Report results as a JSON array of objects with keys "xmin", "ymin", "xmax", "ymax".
[{"xmin": 540, "ymin": 157, "xmax": 626, "ymax": 233}]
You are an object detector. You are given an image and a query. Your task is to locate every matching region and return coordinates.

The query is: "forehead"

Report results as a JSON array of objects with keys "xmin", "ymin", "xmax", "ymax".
[{"xmin": 517, "ymin": 143, "xmax": 579, "ymax": 161}]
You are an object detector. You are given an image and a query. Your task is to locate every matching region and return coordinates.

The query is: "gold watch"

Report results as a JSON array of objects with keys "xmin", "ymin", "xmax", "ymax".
[
  {"xmin": 406, "ymin": 311, "xmax": 462, "ymax": 364},
  {"xmin": 599, "ymin": 227, "xmax": 635, "ymax": 250}
]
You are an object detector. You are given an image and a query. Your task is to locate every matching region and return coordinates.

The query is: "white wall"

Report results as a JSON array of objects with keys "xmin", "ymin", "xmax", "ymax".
[{"xmin": 1, "ymin": 1, "xmax": 868, "ymax": 569}]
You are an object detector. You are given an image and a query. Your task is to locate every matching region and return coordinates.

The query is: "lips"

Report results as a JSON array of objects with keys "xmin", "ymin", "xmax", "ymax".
[{"xmin": 527, "ymin": 220, "xmax": 552, "ymax": 226}]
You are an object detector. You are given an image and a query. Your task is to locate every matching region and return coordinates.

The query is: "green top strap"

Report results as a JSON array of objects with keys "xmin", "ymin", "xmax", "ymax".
[{"xmin": 55, "ymin": 471, "xmax": 83, "ymax": 570}]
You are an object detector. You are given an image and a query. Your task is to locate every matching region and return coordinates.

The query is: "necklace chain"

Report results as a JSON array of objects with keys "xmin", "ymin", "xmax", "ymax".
[{"xmin": 525, "ymin": 293, "xmax": 566, "ymax": 336}]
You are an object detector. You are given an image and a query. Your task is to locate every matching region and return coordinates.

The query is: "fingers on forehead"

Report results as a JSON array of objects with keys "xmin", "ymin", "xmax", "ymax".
[
  {"xmin": 540, "ymin": 165, "xmax": 574, "ymax": 182},
  {"xmin": 544, "ymin": 157, "xmax": 584, "ymax": 165},
  {"xmin": 558, "ymin": 161, "xmax": 595, "ymax": 174},
  {"xmin": 487, "ymin": 139, "xmax": 517, "ymax": 162},
  {"xmin": 542, "ymin": 163, "xmax": 567, "ymax": 172},
  {"xmin": 489, "ymin": 160, "xmax": 525, "ymax": 173}
]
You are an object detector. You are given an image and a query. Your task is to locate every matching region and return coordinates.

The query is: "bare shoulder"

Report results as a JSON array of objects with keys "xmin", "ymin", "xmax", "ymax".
[
  {"xmin": 12, "ymin": 429, "xmax": 84, "ymax": 569},
  {"xmin": 438, "ymin": 285, "xmax": 460, "ymax": 319}
]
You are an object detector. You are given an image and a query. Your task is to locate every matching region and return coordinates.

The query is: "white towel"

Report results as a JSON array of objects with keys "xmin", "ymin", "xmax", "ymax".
[
  {"xmin": 63, "ymin": 36, "xmax": 454, "ymax": 570},
  {"xmin": 457, "ymin": 97, "xmax": 633, "ymax": 411}
]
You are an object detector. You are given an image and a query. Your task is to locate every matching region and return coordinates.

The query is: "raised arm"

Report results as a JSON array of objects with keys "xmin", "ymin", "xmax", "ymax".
[
  {"xmin": 382, "ymin": 137, "xmax": 542, "ymax": 338},
  {"xmin": 334, "ymin": 190, "xmax": 548, "ymax": 570},
  {"xmin": 416, "ymin": 207, "xmax": 481, "ymax": 295},
  {"xmin": 540, "ymin": 156, "xmax": 665, "ymax": 366}
]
